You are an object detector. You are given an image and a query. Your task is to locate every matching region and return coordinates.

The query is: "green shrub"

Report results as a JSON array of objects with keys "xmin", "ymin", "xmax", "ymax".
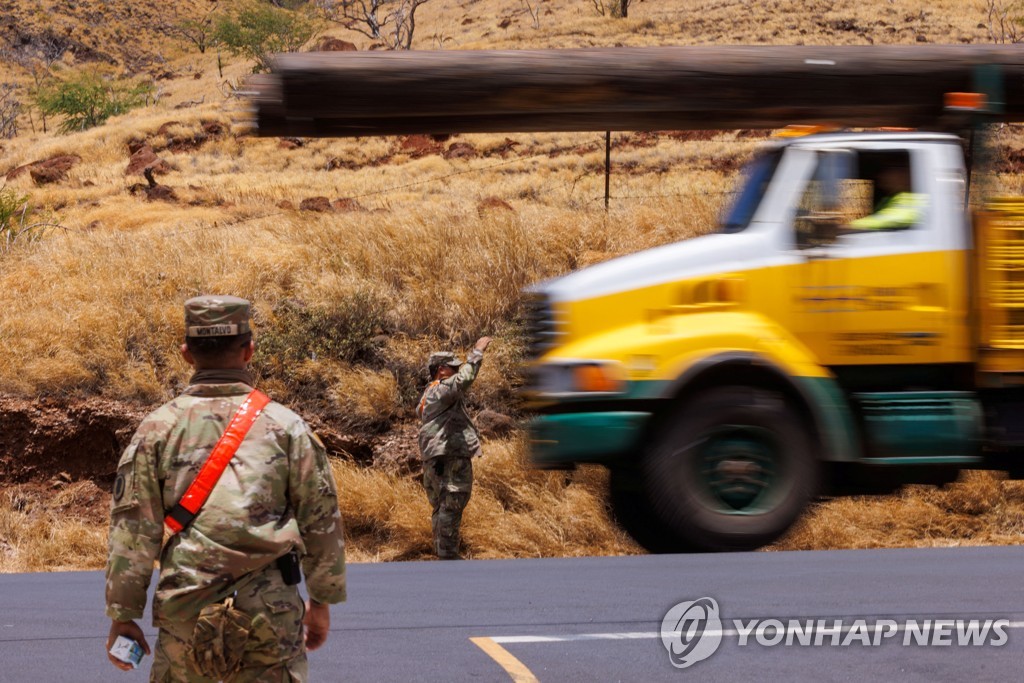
[
  {"xmin": 214, "ymin": 2, "xmax": 320, "ymax": 73},
  {"xmin": 34, "ymin": 72, "xmax": 151, "ymax": 134},
  {"xmin": 257, "ymin": 291, "xmax": 388, "ymax": 369}
]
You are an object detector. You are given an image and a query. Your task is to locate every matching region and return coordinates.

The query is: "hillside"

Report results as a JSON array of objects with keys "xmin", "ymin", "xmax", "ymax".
[{"xmin": 2, "ymin": 0, "xmax": 1024, "ymax": 571}]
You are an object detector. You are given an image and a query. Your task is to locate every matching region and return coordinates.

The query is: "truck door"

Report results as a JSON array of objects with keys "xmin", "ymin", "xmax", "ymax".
[{"xmin": 790, "ymin": 145, "xmax": 956, "ymax": 372}]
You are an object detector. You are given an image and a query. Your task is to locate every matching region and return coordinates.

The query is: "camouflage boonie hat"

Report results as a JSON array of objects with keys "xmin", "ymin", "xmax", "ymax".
[
  {"xmin": 428, "ymin": 352, "xmax": 463, "ymax": 369},
  {"xmin": 184, "ymin": 295, "xmax": 252, "ymax": 338}
]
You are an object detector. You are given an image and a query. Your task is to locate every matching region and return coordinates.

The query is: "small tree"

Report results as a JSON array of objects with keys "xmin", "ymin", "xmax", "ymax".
[
  {"xmin": 214, "ymin": 2, "xmax": 321, "ymax": 73},
  {"xmin": 591, "ymin": 0, "xmax": 632, "ymax": 18},
  {"xmin": 34, "ymin": 71, "xmax": 152, "ymax": 134},
  {"xmin": 316, "ymin": 0, "xmax": 432, "ymax": 50}
]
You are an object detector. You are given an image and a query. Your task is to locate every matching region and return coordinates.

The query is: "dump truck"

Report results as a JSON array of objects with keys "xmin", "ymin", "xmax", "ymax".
[
  {"xmin": 522, "ymin": 119, "xmax": 1024, "ymax": 552},
  {"xmin": 247, "ymin": 45, "xmax": 1024, "ymax": 553}
]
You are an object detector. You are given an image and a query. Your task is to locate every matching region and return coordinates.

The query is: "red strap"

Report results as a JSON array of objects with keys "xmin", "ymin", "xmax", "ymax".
[
  {"xmin": 417, "ymin": 380, "xmax": 439, "ymax": 419},
  {"xmin": 164, "ymin": 389, "xmax": 271, "ymax": 534}
]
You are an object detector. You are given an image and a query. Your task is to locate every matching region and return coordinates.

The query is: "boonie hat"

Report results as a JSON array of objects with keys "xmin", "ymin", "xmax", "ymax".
[{"xmin": 184, "ymin": 295, "xmax": 252, "ymax": 338}]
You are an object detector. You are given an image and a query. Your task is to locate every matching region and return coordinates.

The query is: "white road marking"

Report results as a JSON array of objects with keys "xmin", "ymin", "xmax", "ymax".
[{"xmin": 491, "ymin": 620, "xmax": 1024, "ymax": 644}]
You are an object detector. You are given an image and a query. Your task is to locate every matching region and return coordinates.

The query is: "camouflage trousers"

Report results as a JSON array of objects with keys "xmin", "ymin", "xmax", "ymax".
[
  {"xmin": 150, "ymin": 564, "xmax": 308, "ymax": 683},
  {"xmin": 422, "ymin": 456, "xmax": 473, "ymax": 559}
]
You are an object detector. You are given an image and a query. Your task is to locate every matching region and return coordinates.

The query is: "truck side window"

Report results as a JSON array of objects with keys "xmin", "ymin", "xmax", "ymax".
[
  {"xmin": 796, "ymin": 149, "xmax": 924, "ymax": 248},
  {"xmin": 844, "ymin": 150, "xmax": 924, "ymax": 232},
  {"xmin": 795, "ymin": 149, "xmax": 863, "ymax": 247},
  {"xmin": 720, "ymin": 150, "xmax": 782, "ymax": 234}
]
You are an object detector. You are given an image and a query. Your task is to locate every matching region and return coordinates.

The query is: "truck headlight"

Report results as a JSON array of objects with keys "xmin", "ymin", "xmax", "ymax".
[{"xmin": 530, "ymin": 360, "xmax": 626, "ymax": 396}]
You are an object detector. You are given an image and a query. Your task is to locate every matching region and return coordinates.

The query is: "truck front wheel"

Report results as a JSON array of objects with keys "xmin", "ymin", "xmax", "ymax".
[{"xmin": 643, "ymin": 386, "xmax": 817, "ymax": 552}]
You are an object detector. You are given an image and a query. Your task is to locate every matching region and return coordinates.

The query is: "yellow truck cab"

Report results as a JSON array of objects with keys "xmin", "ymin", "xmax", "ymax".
[{"xmin": 524, "ymin": 129, "xmax": 1024, "ymax": 552}]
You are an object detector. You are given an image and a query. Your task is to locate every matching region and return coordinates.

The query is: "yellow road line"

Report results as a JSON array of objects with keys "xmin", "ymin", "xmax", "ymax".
[{"xmin": 470, "ymin": 636, "xmax": 540, "ymax": 683}]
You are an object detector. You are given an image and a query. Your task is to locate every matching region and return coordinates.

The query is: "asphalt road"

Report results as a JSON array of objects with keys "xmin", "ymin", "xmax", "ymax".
[{"xmin": 2, "ymin": 547, "xmax": 1023, "ymax": 682}]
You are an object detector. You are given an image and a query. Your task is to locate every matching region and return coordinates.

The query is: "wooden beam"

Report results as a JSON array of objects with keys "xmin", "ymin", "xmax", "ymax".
[{"xmin": 247, "ymin": 46, "xmax": 1024, "ymax": 137}]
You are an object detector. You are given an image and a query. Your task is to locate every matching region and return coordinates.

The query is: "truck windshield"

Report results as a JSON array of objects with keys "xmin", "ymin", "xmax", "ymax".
[{"xmin": 719, "ymin": 150, "xmax": 783, "ymax": 234}]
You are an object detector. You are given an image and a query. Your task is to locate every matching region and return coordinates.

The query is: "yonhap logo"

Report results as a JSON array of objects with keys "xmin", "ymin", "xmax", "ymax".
[{"xmin": 660, "ymin": 597, "xmax": 723, "ymax": 669}]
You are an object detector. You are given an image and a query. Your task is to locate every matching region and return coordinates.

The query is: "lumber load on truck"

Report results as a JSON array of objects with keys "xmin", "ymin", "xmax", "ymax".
[{"xmin": 246, "ymin": 45, "xmax": 1024, "ymax": 137}]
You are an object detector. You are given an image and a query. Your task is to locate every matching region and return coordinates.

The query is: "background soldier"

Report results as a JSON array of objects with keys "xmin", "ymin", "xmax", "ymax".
[
  {"xmin": 104, "ymin": 295, "xmax": 347, "ymax": 681},
  {"xmin": 417, "ymin": 336, "xmax": 492, "ymax": 559}
]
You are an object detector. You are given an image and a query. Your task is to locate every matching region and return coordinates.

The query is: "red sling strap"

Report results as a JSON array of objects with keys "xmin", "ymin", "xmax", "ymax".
[{"xmin": 164, "ymin": 389, "xmax": 271, "ymax": 534}]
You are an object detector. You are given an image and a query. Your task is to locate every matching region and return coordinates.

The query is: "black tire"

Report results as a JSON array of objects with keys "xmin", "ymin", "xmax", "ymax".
[
  {"xmin": 608, "ymin": 467, "xmax": 694, "ymax": 554},
  {"xmin": 642, "ymin": 386, "xmax": 818, "ymax": 552}
]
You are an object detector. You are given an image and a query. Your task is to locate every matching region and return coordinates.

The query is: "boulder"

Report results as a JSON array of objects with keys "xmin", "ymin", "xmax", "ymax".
[
  {"xmin": 299, "ymin": 196, "xmax": 332, "ymax": 212},
  {"xmin": 126, "ymin": 146, "xmax": 172, "ymax": 176},
  {"xmin": 6, "ymin": 154, "xmax": 81, "ymax": 183}
]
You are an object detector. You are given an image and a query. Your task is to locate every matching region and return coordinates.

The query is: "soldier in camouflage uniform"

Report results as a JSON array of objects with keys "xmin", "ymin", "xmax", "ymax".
[
  {"xmin": 416, "ymin": 336, "xmax": 492, "ymax": 559},
  {"xmin": 104, "ymin": 295, "xmax": 347, "ymax": 682}
]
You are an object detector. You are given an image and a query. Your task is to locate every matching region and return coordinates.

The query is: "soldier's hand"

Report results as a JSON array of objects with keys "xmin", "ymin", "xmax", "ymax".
[
  {"xmin": 304, "ymin": 600, "xmax": 331, "ymax": 651},
  {"xmin": 474, "ymin": 336, "xmax": 493, "ymax": 352},
  {"xmin": 106, "ymin": 619, "xmax": 151, "ymax": 671}
]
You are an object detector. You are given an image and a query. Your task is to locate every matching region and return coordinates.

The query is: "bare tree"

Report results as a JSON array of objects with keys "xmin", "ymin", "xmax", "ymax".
[
  {"xmin": 986, "ymin": 0, "xmax": 1024, "ymax": 43},
  {"xmin": 157, "ymin": 2, "xmax": 221, "ymax": 54},
  {"xmin": 3, "ymin": 35, "xmax": 68, "ymax": 133},
  {"xmin": 316, "ymin": 0, "xmax": 432, "ymax": 49},
  {"xmin": 0, "ymin": 84, "xmax": 21, "ymax": 139}
]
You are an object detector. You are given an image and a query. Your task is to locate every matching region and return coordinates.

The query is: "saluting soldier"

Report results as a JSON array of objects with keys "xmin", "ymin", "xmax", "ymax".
[
  {"xmin": 416, "ymin": 336, "xmax": 492, "ymax": 559},
  {"xmin": 104, "ymin": 295, "xmax": 347, "ymax": 682}
]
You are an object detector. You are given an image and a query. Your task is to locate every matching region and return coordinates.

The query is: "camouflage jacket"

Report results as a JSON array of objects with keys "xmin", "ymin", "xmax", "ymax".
[
  {"xmin": 416, "ymin": 349, "xmax": 484, "ymax": 461},
  {"xmin": 105, "ymin": 381, "xmax": 346, "ymax": 626}
]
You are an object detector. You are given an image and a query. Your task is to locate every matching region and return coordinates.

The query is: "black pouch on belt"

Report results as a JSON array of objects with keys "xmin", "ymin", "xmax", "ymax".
[{"xmin": 276, "ymin": 550, "xmax": 301, "ymax": 586}]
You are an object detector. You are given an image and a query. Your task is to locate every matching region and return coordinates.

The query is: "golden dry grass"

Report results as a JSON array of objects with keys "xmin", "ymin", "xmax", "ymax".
[
  {"xmin": 3, "ymin": 0, "xmax": 1024, "ymax": 573},
  {"xmin": 339, "ymin": 435, "xmax": 638, "ymax": 562}
]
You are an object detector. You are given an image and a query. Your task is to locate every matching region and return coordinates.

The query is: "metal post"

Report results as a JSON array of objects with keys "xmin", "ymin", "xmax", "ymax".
[{"xmin": 605, "ymin": 131, "xmax": 611, "ymax": 210}]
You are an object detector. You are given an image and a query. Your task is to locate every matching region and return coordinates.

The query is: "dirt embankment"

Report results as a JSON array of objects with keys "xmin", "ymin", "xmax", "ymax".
[{"xmin": 0, "ymin": 395, "xmax": 147, "ymax": 487}]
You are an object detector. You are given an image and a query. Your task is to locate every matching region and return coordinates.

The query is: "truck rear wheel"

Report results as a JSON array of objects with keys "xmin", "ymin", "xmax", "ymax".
[{"xmin": 643, "ymin": 386, "xmax": 817, "ymax": 552}]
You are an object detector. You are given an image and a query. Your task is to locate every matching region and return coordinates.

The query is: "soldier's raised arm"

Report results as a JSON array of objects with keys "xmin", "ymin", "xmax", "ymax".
[{"xmin": 443, "ymin": 336, "xmax": 493, "ymax": 395}]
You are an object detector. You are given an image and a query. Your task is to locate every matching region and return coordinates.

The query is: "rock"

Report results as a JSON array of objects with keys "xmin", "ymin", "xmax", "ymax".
[
  {"xmin": 277, "ymin": 200, "xmax": 295, "ymax": 210},
  {"xmin": 126, "ymin": 146, "xmax": 172, "ymax": 176},
  {"xmin": 399, "ymin": 134, "xmax": 442, "ymax": 158},
  {"xmin": 475, "ymin": 409, "xmax": 517, "ymax": 438},
  {"xmin": 318, "ymin": 37, "xmax": 358, "ymax": 51},
  {"xmin": 7, "ymin": 154, "xmax": 81, "ymax": 183},
  {"xmin": 299, "ymin": 196, "xmax": 332, "ymax": 212},
  {"xmin": 444, "ymin": 142, "xmax": 477, "ymax": 159},
  {"xmin": 279, "ymin": 137, "xmax": 304, "ymax": 150},
  {"xmin": 156, "ymin": 120, "xmax": 181, "ymax": 136},
  {"xmin": 332, "ymin": 197, "xmax": 364, "ymax": 212}
]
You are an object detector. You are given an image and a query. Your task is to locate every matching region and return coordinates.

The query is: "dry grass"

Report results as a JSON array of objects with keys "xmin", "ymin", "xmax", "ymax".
[
  {"xmin": 0, "ymin": 482, "xmax": 109, "ymax": 572},
  {"xmin": 0, "ymin": 436, "xmax": 639, "ymax": 571},
  {"xmin": 774, "ymin": 472, "xmax": 1024, "ymax": 551},
  {"xmin": 3, "ymin": 0, "xmax": 1024, "ymax": 573},
  {"xmin": 337, "ymin": 435, "xmax": 638, "ymax": 561}
]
